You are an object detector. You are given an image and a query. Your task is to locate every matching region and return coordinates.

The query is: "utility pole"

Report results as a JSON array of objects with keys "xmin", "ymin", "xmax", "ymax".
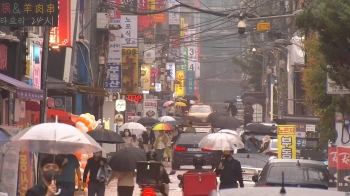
[
  {"xmin": 263, "ymin": 49, "xmax": 269, "ymax": 122},
  {"xmin": 39, "ymin": 27, "xmax": 50, "ymax": 123}
]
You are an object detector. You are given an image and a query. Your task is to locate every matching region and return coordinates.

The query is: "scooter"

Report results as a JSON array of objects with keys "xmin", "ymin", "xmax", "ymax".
[{"xmin": 139, "ymin": 184, "xmax": 162, "ymax": 196}]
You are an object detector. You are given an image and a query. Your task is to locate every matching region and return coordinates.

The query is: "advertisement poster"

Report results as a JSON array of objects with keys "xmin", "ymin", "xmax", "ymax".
[
  {"xmin": 105, "ymin": 64, "xmax": 122, "ymax": 92},
  {"xmin": 121, "ymin": 48, "xmax": 139, "ymax": 94},
  {"xmin": 186, "ymin": 70, "xmax": 195, "ymax": 95},
  {"xmin": 277, "ymin": 125, "xmax": 296, "ymax": 159},
  {"xmin": 175, "ymin": 70, "xmax": 185, "ymax": 96},
  {"xmin": 337, "ymin": 147, "xmax": 350, "ymax": 191},
  {"xmin": 165, "ymin": 62, "xmax": 175, "ymax": 81},
  {"xmin": 143, "ymin": 101, "xmax": 158, "ymax": 119},
  {"xmin": 141, "ymin": 64, "xmax": 151, "ymax": 90},
  {"xmin": 108, "ymin": 3, "xmax": 122, "ymax": 66},
  {"xmin": 121, "ymin": 15, "xmax": 138, "ymax": 47}
]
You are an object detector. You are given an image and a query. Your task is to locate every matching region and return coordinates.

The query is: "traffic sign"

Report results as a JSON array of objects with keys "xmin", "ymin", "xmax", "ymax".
[
  {"xmin": 296, "ymin": 138, "xmax": 306, "ymax": 149},
  {"xmin": 115, "ymin": 99, "xmax": 126, "ymax": 111},
  {"xmin": 257, "ymin": 22, "xmax": 271, "ymax": 32}
]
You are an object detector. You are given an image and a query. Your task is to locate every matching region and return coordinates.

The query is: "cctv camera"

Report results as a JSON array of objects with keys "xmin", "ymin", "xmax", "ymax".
[{"xmin": 237, "ymin": 21, "xmax": 246, "ymax": 35}]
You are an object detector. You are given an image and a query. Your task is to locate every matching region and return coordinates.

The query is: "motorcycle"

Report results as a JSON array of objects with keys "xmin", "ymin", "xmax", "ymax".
[{"xmin": 139, "ymin": 184, "xmax": 162, "ymax": 196}]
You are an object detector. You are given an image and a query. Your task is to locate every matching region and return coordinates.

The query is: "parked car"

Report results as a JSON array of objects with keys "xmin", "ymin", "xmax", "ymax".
[
  {"xmin": 252, "ymin": 159, "xmax": 329, "ymax": 189},
  {"xmin": 171, "ymin": 132, "xmax": 219, "ymax": 170}
]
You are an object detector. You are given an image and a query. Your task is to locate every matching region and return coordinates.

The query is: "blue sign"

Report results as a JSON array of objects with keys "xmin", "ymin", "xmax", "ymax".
[
  {"xmin": 296, "ymin": 138, "xmax": 306, "ymax": 149},
  {"xmin": 186, "ymin": 70, "xmax": 195, "ymax": 95},
  {"xmin": 105, "ymin": 64, "xmax": 122, "ymax": 92},
  {"xmin": 52, "ymin": 96, "xmax": 66, "ymax": 109}
]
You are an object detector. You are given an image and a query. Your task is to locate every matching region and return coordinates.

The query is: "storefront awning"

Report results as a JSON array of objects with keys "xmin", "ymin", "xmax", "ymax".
[
  {"xmin": 47, "ymin": 76, "xmax": 76, "ymax": 90},
  {"xmin": 0, "ymin": 73, "xmax": 43, "ymax": 100},
  {"xmin": 76, "ymin": 85, "xmax": 108, "ymax": 97}
]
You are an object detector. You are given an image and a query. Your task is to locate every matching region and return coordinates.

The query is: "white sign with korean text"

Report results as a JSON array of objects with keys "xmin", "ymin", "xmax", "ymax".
[
  {"xmin": 166, "ymin": 62, "xmax": 176, "ymax": 81},
  {"xmin": 108, "ymin": 29, "xmax": 122, "ymax": 64},
  {"xmin": 143, "ymin": 44, "xmax": 155, "ymax": 63},
  {"xmin": 327, "ymin": 75, "xmax": 350, "ymax": 94},
  {"xmin": 168, "ymin": 2, "xmax": 180, "ymax": 24},
  {"xmin": 121, "ymin": 15, "xmax": 138, "ymax": 47},
  {"xmin": 306, "ymin": 124, "xmax": 316, "ymax": 132},
  {"xmin": 168, "ymin": 48, "xmax": 179, "ymax": 60},
  {"xmin": 143, "ymin": 101, "xmax": 158, "ymax": 119}
]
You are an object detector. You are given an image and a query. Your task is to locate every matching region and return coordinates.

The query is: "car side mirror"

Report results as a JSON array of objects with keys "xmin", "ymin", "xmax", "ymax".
[{"xmin": 252, "ymin": 175, "xmax": 259, "ymax": 182}]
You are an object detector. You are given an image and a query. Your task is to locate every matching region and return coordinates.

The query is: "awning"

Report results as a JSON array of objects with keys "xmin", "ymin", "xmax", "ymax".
[
  {"xmin": 47, "ymin": 76, "xmax": 76, "ymax": 90},
  {"xmin": 76, "ymin": 85, "xmax": 108, "ymax": 96},
  {"xmin": 0, "ymin": 73, "xmax": 43, "ymax": 100}
]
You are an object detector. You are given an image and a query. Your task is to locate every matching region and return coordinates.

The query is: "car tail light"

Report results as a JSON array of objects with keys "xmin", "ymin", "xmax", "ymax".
[
  {"xmin": 142, "ymin": 188, "xmax": 156, "ymax": 196},
  {"xmin": 202, "ymin": 147, "xmax": 212, "ymax": 151},
  {"xmin": 263, "ymin": 184, "xmax": 270, "ymax": 187},
  {"xmin": 174, "ymin": 146, "xmax": 186, "ymax": 151}
]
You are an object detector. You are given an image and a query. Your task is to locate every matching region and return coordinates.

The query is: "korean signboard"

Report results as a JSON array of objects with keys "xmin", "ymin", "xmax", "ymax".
[
  {"xmin": 277, "ymin": 125, "xmax": 296, "ymax": 159},
  {"xmin": 169, "ymin": 24, "xmax": 180, "ymax": 36},
  {"xmin": 121, "ymin": 15, "xmax": 138, "ymax": 47},
  {"xmin": 155, "ymin": 44, "xmax": 163, "ymax": 58},
  {"xmin": 180, "ymin": 18, "xmax": 184, "ymax": 38},
  {"xmin": 168, "ymin": 1, "xmax": 180, "ymax": 24},
  {"xmin": 49, "ymin": 0, "xmax": 71, "ymax": 46},
  {"xmin": 152, "ymin": 13, "xmax": 166, "ymax": 23},
  {"xmin": 143, "ymin": 44, "xmax": 155, "ymax": 63},
  {"xmin": 141, "ymin": 64, "xmax": 151, "ymax": 90},
  {"xmin": 186, "ymin": 70, "xmax": 195, "ymax": 95},
  {"xmin": 142, "ymin": 27, "xmax": 155, "ymax": 43},
  {"xmin": 168, "ymin": 48, "xmax": 179, "ymax": 60},
  {"xmin": 105, "ymin": 64, "xmax": 122, "ymax": 92},
  {"xmin": 121, "ymin": 48, "xmax": 139, "ymax": 94},
  {"xmin": 32, "ymin": 44, "xmax": 42, "ymax": 89},
  {"xmin": 327, "ymin": 74, "xmax": 350, "ymax": 94},
  {"xmin": 165, "ymin": 62, "xmax": 175, "ymax": 81},
  {"xmin": 175, "ymin": 70, "xmax": 185, "ymax": 96},
  {"xmin": 19, "ymin": 150, "xmax": 34, "ymax": 195},
  {"xmin": 121, "ymin": 0, "xmax": 138, "ymax": 12},
  {"xmin": 108, "ymin": 30, "xmax": 122, "ymax": 64},
  {"xmin": 108, "ymin": 0, "xmax": 121, "ymax": 20},
  {"xmin": 0, "ymin": 0, "xmax": 59, "ymax": 26},
  {"xmin": 138, "ymin": 0, "xmax": 148, "ymax": 12},
  {"xmin": 143, "ymin": 101, "xmax": 158, "ymax": 119}
]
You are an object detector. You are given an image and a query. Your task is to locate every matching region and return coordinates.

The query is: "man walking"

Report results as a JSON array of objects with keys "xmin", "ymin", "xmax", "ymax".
[
  {"xmin": 83, "ymin": 151, "xmax": 108, "ymax": 196},
  {"xmin": 141, "ymin": 127, "xmax": 155, "ymax": 152},
  {"xmin": 57, "ymin": 154, "xmax": 81, "ymax": 196}
]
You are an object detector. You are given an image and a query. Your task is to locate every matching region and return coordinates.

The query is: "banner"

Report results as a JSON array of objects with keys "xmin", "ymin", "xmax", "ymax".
[
  {"xmin": 141, "ymin": 64, "xmax": 151, "ymax": 90},
  {"xmin": 337, "ymin": 147, "xmax": 350, "ymax": 191},
  {"xmin": 165, "ymin": 62, "xmax": 175, "ymax": 81},
  {"xmin": 121, "ymin": 15, "xmax": 138, "ymax": 47},
  {"xmin": 186, "ymin": 70, "xmax": 195, "ymax": 95},
  {"xmin": 108, "ymin": 30, "xmax": 122, "ymax": 64},
  {"xmin": 143, "ymin": 101, "xmax": 157, "ymax": 119},
  {"xmin": 180, "ymin": 18, "xmax": 184, "ymax": 38},
  {"xmin": 328, "ymin": 147, "xmax": 337, "ymax": 187},
  {"xmin": 277, "ymin": 125, "xmax": 296, "ymax": 159},
  {"xmin": 18, "ymin": 150, "xmax": 34, "ymax": 195},
  {"xmin": 105, "ymin": 64, "xmax": 122, "ymax": 92},
  {"xmin": 175, "ymin": 70, "xmax": 185, "ymax": 96},
  {"xmin": 121, "ymin": 48, "xmax": 139, "ymax": 94}
]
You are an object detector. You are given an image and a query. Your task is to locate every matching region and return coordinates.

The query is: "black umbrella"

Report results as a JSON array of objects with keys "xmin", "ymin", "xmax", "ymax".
[
  {"xmin": 87, "ymin": 129, "xmax": 125, "ymax": 144},
  {"xmin": 212, "ymin": 116, "xmax": 242, "ymax": 129},
  {"xmin": 206, "ymin": 112, "xmax": 227, "ymax": 124},
  {"xmin": 184, "ymin": 95, "xmax": 198, "ymax": 100},
  {"xmin": 245, "ymin": 123, "xmax": 273, "ymax": 133},
  {"xmin": 172, "ymin": 116, "xmax": 187, "ymax": 125},
  {"xmin": 137, "ymin": 117, "xmax": 160, "ymax": 126},
  {"xmin": 108, "ymin": 147, "xmax": 146, "ymax": 172},
  {"xmin": 185, "ymin": 116, "xmax": 203, "ymax": 123},
  {"xmin": 242, "ymin": 96, "xmax": 258, "ymax": 104},
  {"xmin": 224, "ymin": 98, "xmax": 237, "ymax": 103}
]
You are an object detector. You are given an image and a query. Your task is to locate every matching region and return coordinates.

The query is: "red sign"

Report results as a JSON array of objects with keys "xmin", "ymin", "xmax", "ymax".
[
  {"xmin": 18, "ymin": 151, "xmax": 34, "ymax": 195},
  {"xmin": 138, "ymin": 0, "xmax": 148, "ymax": 12},
  {"xmin": 0, "ymin": 44, "xmax": 7, "ymax": 71},
  {"xmin": 329, "ymin": 147, "xmax": 337, "ymax": 168},
  {"xmin": 152, "ymin": 13, "xmax": 166, "ymax": 23},
  {"xmin": 337, "ymin": 147, "xmax": 350, "ymax": 170},
  {"xmin": 126, "ymin": 94, "xmax": 143, "ymax": 102},
  {"xmin": 50, "ymin": 0, "xmax": 71, "ymax": 46},
  {"xmin": 109, "ymin": 0, "xmax": 121, "ymax": 19},
  {"xmin": 169, "ymin": 37, "xmax": 180, "ymax": 48},
  {"xmin": 138, "ymin": 15, "xmax": 153, "ymax": 32},
  {"xmin": 155, "ymin": 0, "xmax": 165, "ymax": 10},
  {"xmin": 33, "ymin": 67, "xmax": 41, "ymax": 89},
  {"xmin": 47, "ymin": 97, "xmax": 55, "ymax": 108}
]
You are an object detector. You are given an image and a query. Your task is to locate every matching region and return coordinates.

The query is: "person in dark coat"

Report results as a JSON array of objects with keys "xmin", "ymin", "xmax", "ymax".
[
  {"xmin": 142, "ymin": 126, "xmax": 156, "ymax": 152},
  {"xmin": 227, "ymin": 103, "xmax": 238, "ymax": 116},
  {"xmin": 215, "ymin": 150, "xmax": 244, "ymax": 189}
]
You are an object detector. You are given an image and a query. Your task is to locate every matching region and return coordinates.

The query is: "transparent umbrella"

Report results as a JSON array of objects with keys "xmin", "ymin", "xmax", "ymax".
[{"xmin": 198, "ymin": 132, "xmax": 244, "ymax": 150}]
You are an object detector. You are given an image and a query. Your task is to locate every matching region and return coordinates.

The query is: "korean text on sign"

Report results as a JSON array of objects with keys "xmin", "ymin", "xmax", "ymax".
[
  {"xmin": 0, "ymin": 1, "xmax": 59, "ymax": 26},
  {"xmin": 105, "ymin": 64, "xmax": 122, "ymax": 92},
  {"xmin": 277, "ymin": 125, "xmax": 296, "ymax": 159}
]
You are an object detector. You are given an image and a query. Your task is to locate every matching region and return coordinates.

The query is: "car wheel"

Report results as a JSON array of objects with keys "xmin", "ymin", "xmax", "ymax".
[{"xmin": 172, "ymin": 163, "xmax": 180, "ymax": 170}]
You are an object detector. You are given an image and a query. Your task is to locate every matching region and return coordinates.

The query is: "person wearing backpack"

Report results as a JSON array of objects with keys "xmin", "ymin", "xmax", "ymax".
[{"xmin": 244, "ymin": 133, "xmax": 260, "ymax": 154}]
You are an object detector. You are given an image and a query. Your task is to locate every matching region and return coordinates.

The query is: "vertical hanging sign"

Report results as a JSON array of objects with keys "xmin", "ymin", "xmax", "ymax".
[
  {"xmin": 186, "ymin": 70, "xmax": 195, "ymax": 95},
  {"xmin": 121, "ymin": 15, "xmax": 138, "ymax": 47},
  {"xmin": 105, "ymin": 64, "xmax": 122, "ymax": 92}
]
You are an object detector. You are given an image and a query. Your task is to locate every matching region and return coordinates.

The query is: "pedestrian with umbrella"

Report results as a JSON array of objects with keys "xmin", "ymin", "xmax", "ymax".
[
  {"xmin": 206, "ymin": 112, "xmax": 227, "ymax": 124},
  {"xmin": 137, "ymin": 117, "xmax": 160, "ymax": 127},
  {"xmin": 152, "ymin": 123, "xmax": 174, "ymax": 163},
  {"xmin": 106, "ymin": 147, "xmax": 146, "ymax": 196},
  {"xmin": 87, "ymin": 128, "xmax": 125, "ymax": 144},
  {"xmin": 141, "ymin": 127, "xmax": 156, "ymax": 152},
  {"xmin": 226, "ymin": 102, "xmax": 238, "ymax": 117},
  {"xmin": 212, "ymin": 116, "xmax": 242, "ymax": 130}
]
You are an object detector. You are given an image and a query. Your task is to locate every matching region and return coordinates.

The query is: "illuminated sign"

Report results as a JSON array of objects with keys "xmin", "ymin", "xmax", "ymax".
[
  {"xmin": 49, "ymin": 0, "xmax": 71, "ymax": 46},
  {"xmin": 126, "ymin": 94, "xmax": 143, "ymax": 102},
  {"xmin": 175, "ymin": 70, "xmax": 185, "ymax": 96}
]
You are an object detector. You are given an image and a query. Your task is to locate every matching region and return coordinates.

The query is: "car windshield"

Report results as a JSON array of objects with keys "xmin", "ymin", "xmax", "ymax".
[
  {"xmin": 267, "ymin": 164, "xmax": 328, "ymax": 182},
  {"xmin": 177, "ymin": 133, "xmax": 207, "ymax": 144},
  {"xmin": 189, "ymin": 106, "xmax": 212, "ymax": 113}
]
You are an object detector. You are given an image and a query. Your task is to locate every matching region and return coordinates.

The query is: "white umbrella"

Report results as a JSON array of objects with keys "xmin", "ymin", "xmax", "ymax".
[
  {"xmin": 159, "ymin": 116, "xmax": 176, "ymax": 122},
  {"xmin": 163, "ymin": 101, "xmax": 174, "ymax": 107},
  {"xmin": 6, "ymin": 122, "xmax": 103, "ymax": 154},
  {"xmin": 198, "ymin": 133, "xmax": 244, "ymax": 150},
  {"xmin": 119, "ymin": 122, "xmax": 146, "ymax": 135},
  {"xmin": 218, "ymin": 129, "xmax": 238, "ymax": 135}
]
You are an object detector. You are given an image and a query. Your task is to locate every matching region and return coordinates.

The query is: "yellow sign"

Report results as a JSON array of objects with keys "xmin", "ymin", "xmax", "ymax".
[
  {"xmin": 277, "ymin": 125, "xmax": 296, "ymax": 159},
  {"xmin": 121, "ymin": 48, "xmax": 139, "ymax": 94},
  {"xmin": 257, "ymin": 22, "xmax": 271, "ymax": 31},
  {"xmin": 148, "ymin": 0, "xmax": 155, "ymax": 11},
  {"xmin": 180, "ymin": 18, "xmax": 185, "ymax": 38},
  {"xmin": 175, "ymin": 70, "xmax": 185, "ymax": 96},
  {"xmin": 141, "ymin": 64, "xmax": 151, "ymax": 90}
]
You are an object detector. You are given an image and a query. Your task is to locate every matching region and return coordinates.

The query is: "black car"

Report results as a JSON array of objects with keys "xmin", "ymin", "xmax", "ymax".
[
  {"xmin": 252, "ymin": 159, "xmax": 329, "ymax": 189},
  {"xmin": 171, "ymin": 132, "xmax": 220, "ymax": 170}
]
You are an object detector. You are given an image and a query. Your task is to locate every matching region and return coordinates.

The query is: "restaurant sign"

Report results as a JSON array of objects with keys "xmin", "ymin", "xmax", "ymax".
[{"xmin": 0, "ymin": 0, "xmax": 59, "ymax": 26}]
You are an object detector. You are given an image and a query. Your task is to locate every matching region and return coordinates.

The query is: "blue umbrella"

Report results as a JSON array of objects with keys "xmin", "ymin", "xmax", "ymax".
[{"xmin": 0, "ymin": 127, "xmax": 11, "ymax": 145}]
